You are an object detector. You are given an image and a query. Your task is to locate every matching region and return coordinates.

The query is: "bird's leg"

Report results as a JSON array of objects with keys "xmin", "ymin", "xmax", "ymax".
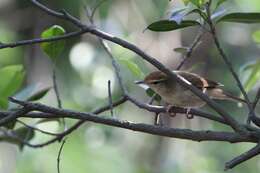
[
  {"xmin": 154, "ymin": 113, "xmax": 164, "ymax": 126},
  {"xmin": 154, "ymin": 113, "xmax": 160, "ymax": 125},
  {"xmin": 186, "ymin": 108, "xmax": 194, "ymax": 119},
  {"xmin": 166, "ymin": 105, "xmax": 177, "ymax": 117}
]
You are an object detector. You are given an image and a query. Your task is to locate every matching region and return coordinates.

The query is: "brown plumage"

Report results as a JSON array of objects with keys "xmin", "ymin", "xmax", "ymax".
[{"xmin": 139, "ymin": 71, "xmax": 245, "ymax": 108}]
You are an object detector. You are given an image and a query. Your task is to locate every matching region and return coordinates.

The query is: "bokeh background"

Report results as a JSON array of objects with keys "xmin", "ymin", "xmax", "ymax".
[{"xmin": 0, "ymin": 0, "xmax": 260, "ymax": 173}]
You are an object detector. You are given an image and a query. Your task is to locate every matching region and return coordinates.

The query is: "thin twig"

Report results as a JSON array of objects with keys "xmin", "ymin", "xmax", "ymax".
[
  {"xmin": 57, "ymin": 139, "xmax": 66, "ymax": 173},
  {"xmin": 52, "ymin": 68, "xmax": 62, "ymax": 109},
  {"xmin": 0, "ymin": 30, "xmax": 88, "ymax": 49},
  {"xmin": 0, "ymin": 108, "xmax": 31, "ymax": 126},
  {"xmin": 51, "ymin": 44, "xmax": 66, "ymax": 173},
  {"xmin": 250, "ymin": 88, "xmax": 260, "ymax": 127},
  {"xmin": 253, "ymin": 88, "xmax": 260, "ymax": 109},
  {"xmin": 52, "ymin": 65, "xmax": 66, "ymax": 131},
  {"xmin": 148, "ymin": 94, "xmax": 158, "ymax": 105},
  {"xmin": 107, "ymin": 80, "xmax": 114, "ymax": 117},
  {"xmin": 176, "ymin": 27, "xmax": 204, "ymax": 70},
  {"xmin": 90, "ymin": 0, "xmax": 107, "ymax": 22},
  {"xmin": 17, "ymin": 120, "xmax": 59, "ymax": 136},
  {"xmin": 99, "ymin": 39, "xmax": 128, "ymax": 94},
  {"xmin": 205, "ymin": 3, "xmax": 256, "ymax": 125}
]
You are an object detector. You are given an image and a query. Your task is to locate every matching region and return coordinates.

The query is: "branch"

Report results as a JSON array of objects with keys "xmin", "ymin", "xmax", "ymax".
[
  {"xmin": 17, "ymin": 120, "xmax": 59, "ymax": 136},
  {"xmin": 8, "ymin": 97, "xmax": 255, "ymax": 143},
  {"xmin": 31, "ymin": 0, "xmax": 84, "ymax": 28},
  {"xmin": 0, "ymin": 30, "xmax": 88, "ymax": 49},
  {"xmin": 176, "ymin": 27, "xmax": 204, "ymax": 70},
  {"xmin": 225, "ymin": 143, "xmax": 260, "ymax": 170},
  {"xmin": 253, "ymin": 88, "xmax": 260, "ymax": 109},
  {"xmin": 57, "ymin": 139, "xmax": 66, "ymax": 173},
  {"xmin": 107, "ymin": 80, "xmax": 114, "ymax": 117},
  {"xmin": 0, "ymin": 108, "xmax": 31, "ymax": 126},
  {"xmin": 250, "ymin": 89, "xmax": 260, "ymax": 126},
  {"xmin": 0, "ymin": 104, "xmax": 227, "ymax": 125},
  {"xmin": 52, "ymin": 68, "xmax": 62, "ymax": 109},
  {"xmin": 205, "ymin": 3, "xmax": 256, "ymax": 125}
]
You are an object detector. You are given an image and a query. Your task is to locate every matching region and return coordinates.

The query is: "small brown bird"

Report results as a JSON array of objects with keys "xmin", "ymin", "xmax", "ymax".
[{"xmin": 136, "ymin": 71, "xmax": 245, "ymax": 108}]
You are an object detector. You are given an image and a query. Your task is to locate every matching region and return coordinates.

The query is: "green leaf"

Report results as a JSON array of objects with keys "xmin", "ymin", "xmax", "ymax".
[
  {"xmin": 0, "ymin": 65, "xmax": 25, "ymax": 109},
  {"xmin": 27, "ymin": 87, "xmax": 51, "ymax": 101},
  {"xmin": 252, "ymin": 30, "xmax": 260, "ymax": 43},
  {"xmin": 243, "ymin": 60, "xmax": 260, "ymax": 92},
  {"xmin": 182, "ymin": 0, "xmax": 190, "ymax": 5},
  {"xmin": 187, "ymin": 9, "xmax": 207, "ymax": 20},
  {"xmin": 216, "ymin": 0, "xmax": 228, "ymax": 9},
  {"xmin": 40, "ymin": 25, "xmax": 66, "ymax": 61},
  {"xmin": 9, "ymin": 85, "xmax": 51, "ymax": 110},
  {"xmin": 190, "ymin": 0, "xmax": 206, "ymax": 7},
  {"xmin": 0, "ymin": 98, "xmax": 8, "ymax": 110},
  {"xmin": 182, "ymin": 0, "xmax": 208, "ymax": 7},
  {"xmin": 218, "ymin": 13, "xmax": 260, "ymax": 23},
  {"xmin": 147, "ymin": 20, "xmax": 200, "ymax": 32},
  {"xmin": 135, "ymin": 81, "xmax": 161, "ymax": 102},
  {"xmin": 146, "ymin": 88, "xmax": 161, "ymax": 102},
  {"xmin": 8, "ymin": 84, "xmax": 37, "ymax": 110},
  {"xmin": 119, "ymin": 59, "xmax": 144, "ymax": 78}
]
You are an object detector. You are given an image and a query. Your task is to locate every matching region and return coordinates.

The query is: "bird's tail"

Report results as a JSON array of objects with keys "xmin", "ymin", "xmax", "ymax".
[
  {"xmin": 208, "ymin": 88, "xmax": 246, "ymax": 103},
  {"xmin": 223, "ymin": 91, "xmax": 247, "ymax": 103}
]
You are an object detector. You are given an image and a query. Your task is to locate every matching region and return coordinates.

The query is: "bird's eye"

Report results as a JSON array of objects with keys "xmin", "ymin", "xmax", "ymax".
[{"xmin": 151, "ymin": 81, "xmax": 161, "ymax": 85}]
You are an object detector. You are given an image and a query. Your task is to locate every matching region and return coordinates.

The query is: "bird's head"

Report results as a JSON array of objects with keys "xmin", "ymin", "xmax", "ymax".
[{"xmin": 135, "ymin": 71, "xmax": 168, "ymax": 89}]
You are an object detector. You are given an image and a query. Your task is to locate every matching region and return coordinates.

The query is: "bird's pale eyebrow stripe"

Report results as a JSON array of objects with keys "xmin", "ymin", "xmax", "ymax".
[{"xmin": 149, "ymin": 79, "xmax": 167, "ymax": 84}]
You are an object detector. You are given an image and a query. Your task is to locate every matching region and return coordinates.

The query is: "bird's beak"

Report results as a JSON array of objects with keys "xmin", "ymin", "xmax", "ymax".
[{"xmin": 134, "ymin": 80, "xmax": 145, "ymax": 84}]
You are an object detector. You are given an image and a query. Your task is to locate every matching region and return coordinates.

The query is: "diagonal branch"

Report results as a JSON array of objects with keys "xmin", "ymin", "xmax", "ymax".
[
  {"xmin": 205, "ymin": 3, "xmax": 256, "ymax": 125},
  {"xmin": 225, "ymin": 143, "xmax": 260, "ymax": 170},
  {"xmin": 176, "ymin": 27, "xmax": 204, "ymax": 70}
]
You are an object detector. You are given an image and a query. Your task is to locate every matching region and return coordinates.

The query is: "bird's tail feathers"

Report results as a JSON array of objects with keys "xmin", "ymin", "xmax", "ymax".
[{"xmin": 208, "ymin": 88, "xmax": 246, "ymax": 103}]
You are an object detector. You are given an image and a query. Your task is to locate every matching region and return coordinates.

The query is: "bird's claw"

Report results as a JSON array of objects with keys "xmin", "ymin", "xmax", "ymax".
[
  {"xmin": 166, "ymin": 105, "xmax": 177, "ymax": 117},
  {"xmin": 185, "ymin": 108, "xmax": 194, "ymax": 119}
]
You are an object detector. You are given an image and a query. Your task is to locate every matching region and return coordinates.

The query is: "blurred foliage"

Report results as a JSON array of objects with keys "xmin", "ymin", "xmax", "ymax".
[{"xmin": 0, "ymin": 0, "xmax": 259, "ymax": 173}]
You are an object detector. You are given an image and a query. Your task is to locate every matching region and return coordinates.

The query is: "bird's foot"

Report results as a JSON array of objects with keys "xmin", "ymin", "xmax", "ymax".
[
  {"xmin": 166, "ymin": 105, "xmax": 177, "ymax": 117},
  {"xmin": 185, "ymin": 108, "xmax": 194, "ymax": 119}
]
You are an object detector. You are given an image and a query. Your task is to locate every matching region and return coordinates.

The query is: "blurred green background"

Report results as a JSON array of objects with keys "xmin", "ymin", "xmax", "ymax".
[{"xmin": 0, "ymin": 0, "xmax": 260, "ymax": 173}]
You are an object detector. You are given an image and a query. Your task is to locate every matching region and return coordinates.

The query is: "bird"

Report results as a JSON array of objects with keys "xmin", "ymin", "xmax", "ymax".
[{"xmin": 136, "ymin": 70, "xmax": 245, "ymax": 110}]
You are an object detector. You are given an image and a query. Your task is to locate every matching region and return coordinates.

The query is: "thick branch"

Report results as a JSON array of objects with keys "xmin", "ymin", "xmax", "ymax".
[{"xmin": 8, "ymin": 97, "xmax": 255, "ymax": 143}]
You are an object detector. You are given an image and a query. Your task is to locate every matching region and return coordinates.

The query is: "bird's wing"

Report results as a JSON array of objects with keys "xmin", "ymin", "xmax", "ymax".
[{"xmin": 175, "ymin": 71, "xmax": 223, "ymax": 89}]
